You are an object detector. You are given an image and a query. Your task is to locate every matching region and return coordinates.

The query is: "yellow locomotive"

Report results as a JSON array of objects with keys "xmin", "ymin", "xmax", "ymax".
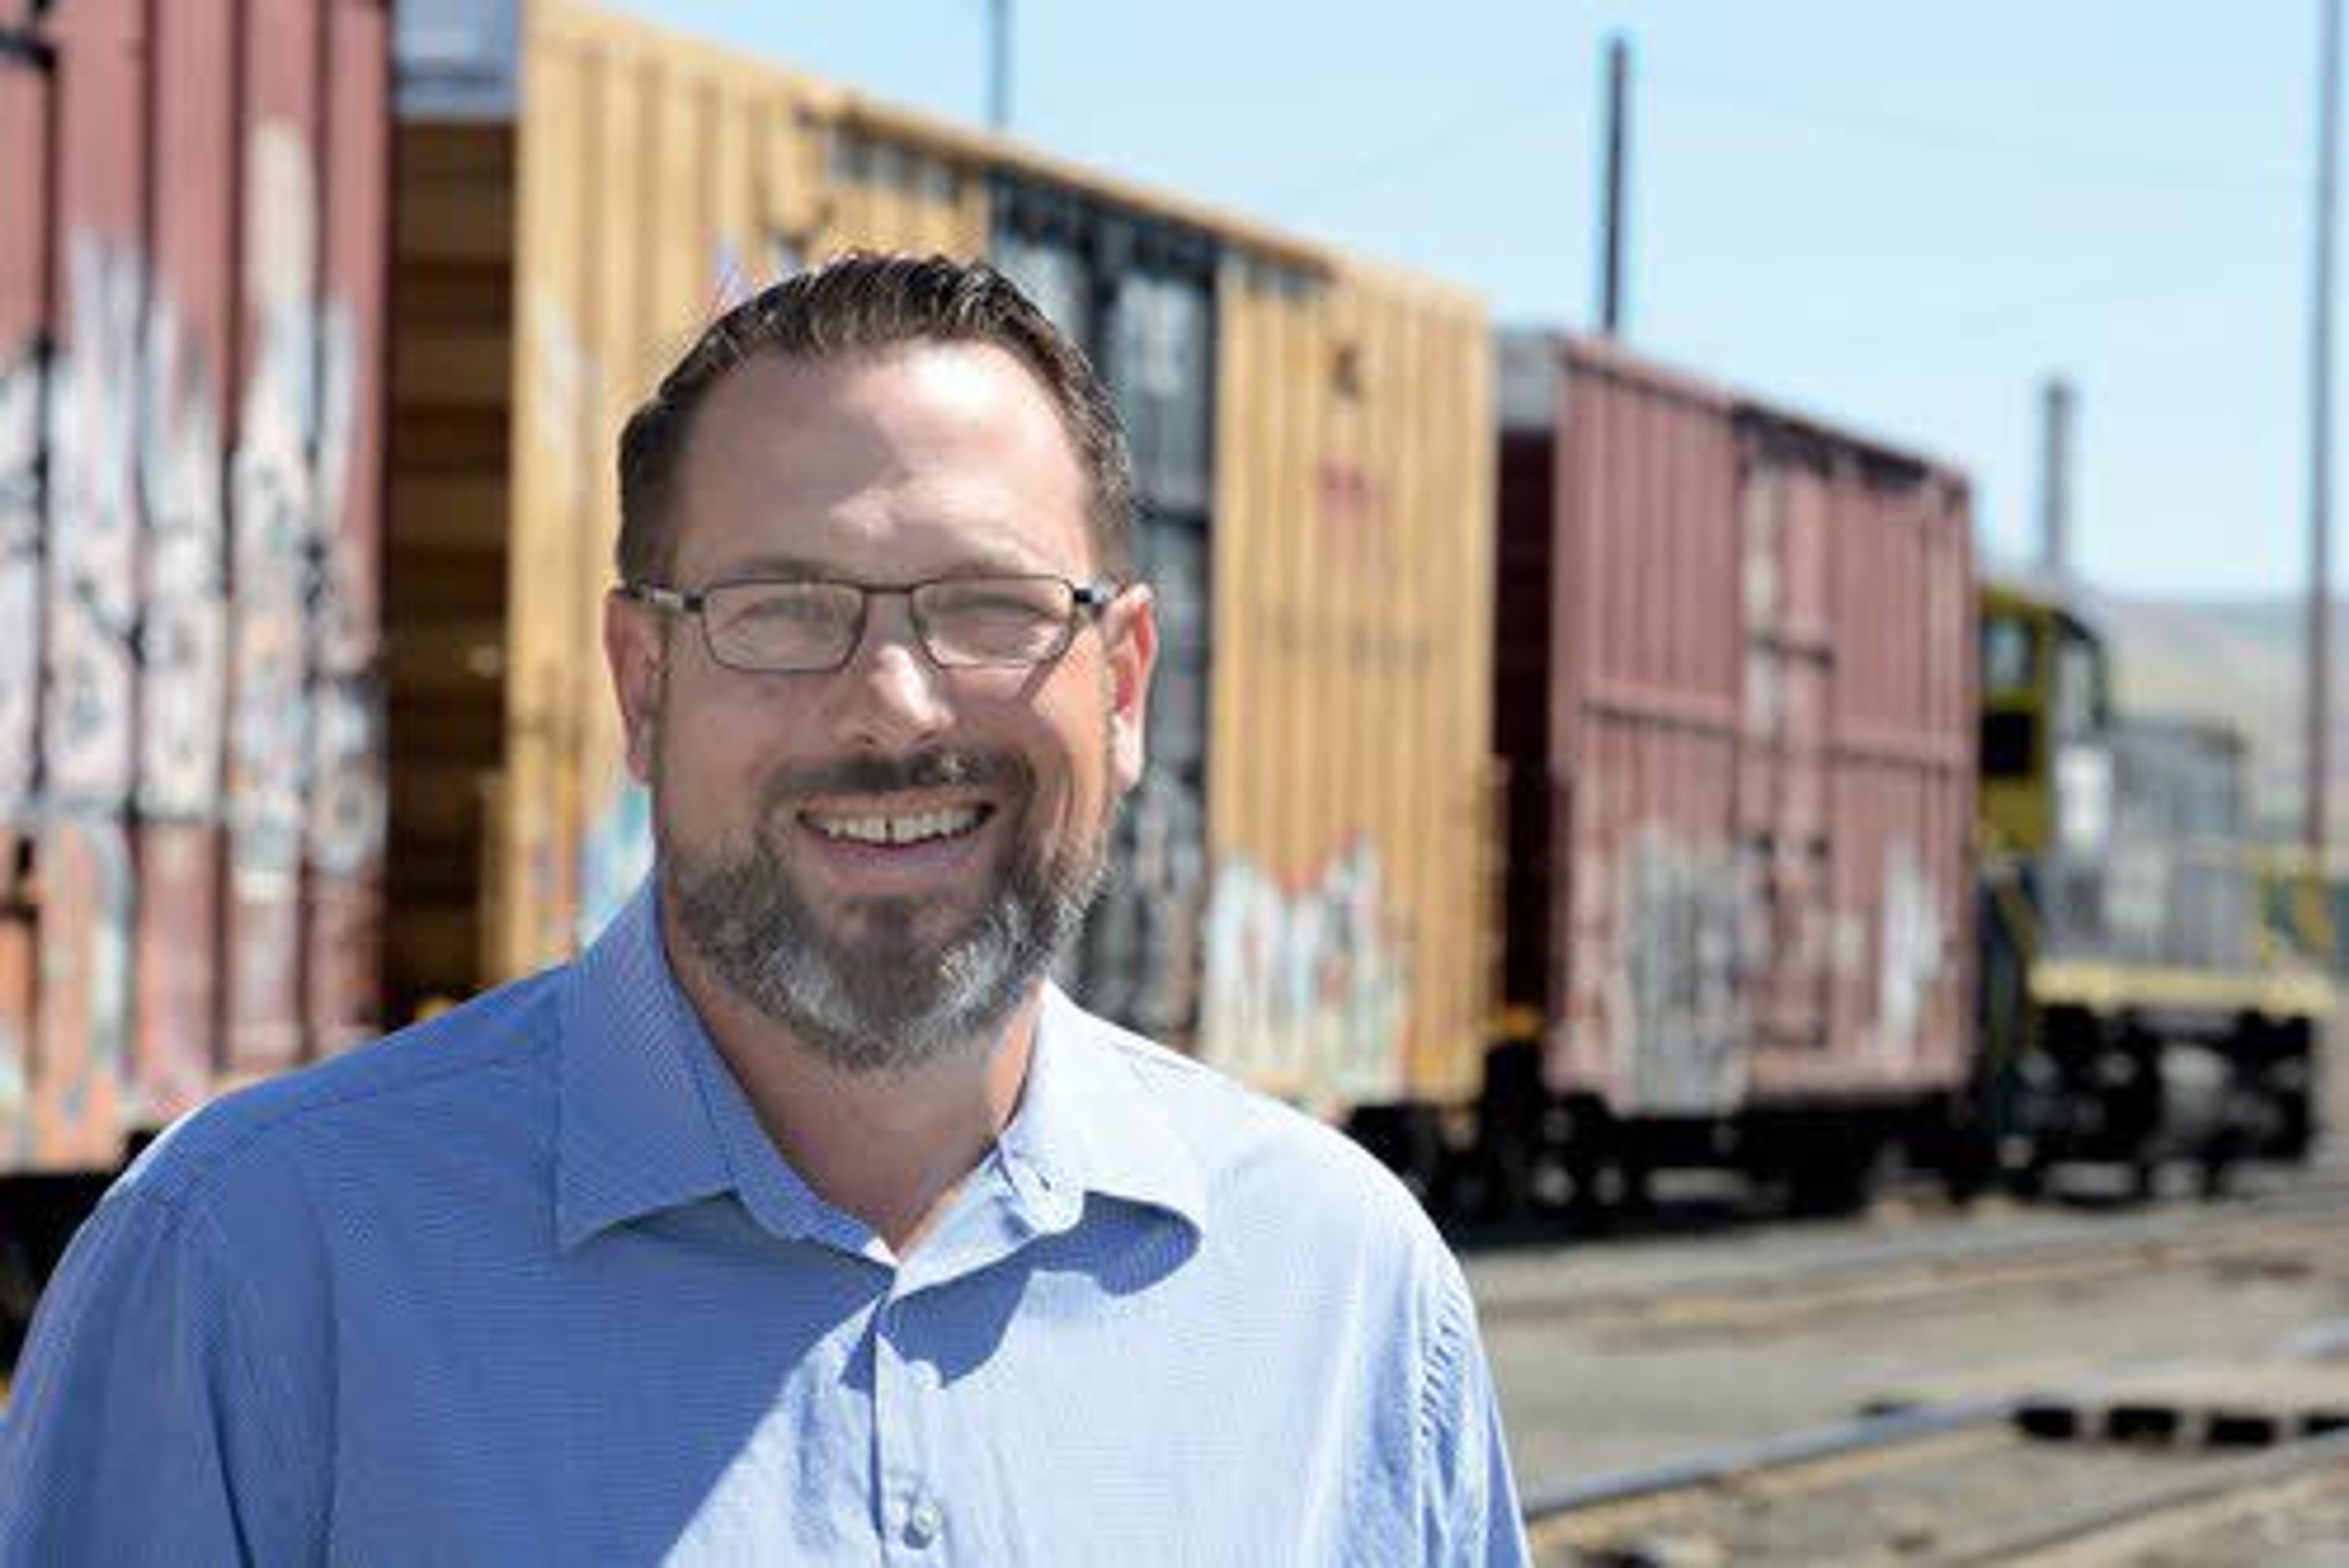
[{"xmin": 1973, "ymin": 579, "xmax": 2329, "ymax": 1197}]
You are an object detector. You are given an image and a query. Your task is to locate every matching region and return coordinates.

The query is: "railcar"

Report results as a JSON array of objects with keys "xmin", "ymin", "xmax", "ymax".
[
  {"xmin": 4, "ymin": 0, "xmax": 2332, "ymax": 1349},
  {"xmin": 389, "ymin": 0, "xmax": 1497, "ymax": 1186},
  {"xmin": 1973, "ymin": 580, "xmax": 2328, "ymax": 1197},
  {"xmin": 0, "ymin": 0, "xmax": 392, "ymax": 1323},
  {"xmin": 1483, "ymin": 330, "xmax": 1978, "ymax": 1214},
  {"xmin": 2, "ymin": 0, "xmax": 1501, "ymax": 1336}
]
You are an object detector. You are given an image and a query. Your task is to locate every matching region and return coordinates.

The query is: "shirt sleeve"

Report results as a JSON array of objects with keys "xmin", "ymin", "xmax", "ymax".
[
  {"xmin": 0, "ymin": 1183, "xmax": 318, "ymax": 1566},
  {"xmin": 1418, "ymin": 1252, "xmax": 1532, "ymax": 1567}
]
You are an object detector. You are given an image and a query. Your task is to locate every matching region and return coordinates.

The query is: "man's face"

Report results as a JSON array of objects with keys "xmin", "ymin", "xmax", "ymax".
[{"xmin": 604, "ymin": 343, "xmax": 1155, "ymax": 1071}]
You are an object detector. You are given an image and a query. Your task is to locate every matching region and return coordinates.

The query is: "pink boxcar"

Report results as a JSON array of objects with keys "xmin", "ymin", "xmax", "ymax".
[
  {"xmin": 1494, "ymin": 331, "xmax": 1975, "ymax": 1203},
  {"xmin": 0, "ymin": 0, "xmax": 388, "ymax": 1180}
]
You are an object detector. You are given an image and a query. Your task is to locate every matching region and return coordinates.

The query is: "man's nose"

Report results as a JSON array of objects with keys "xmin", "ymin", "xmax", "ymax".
[{"xmin": 826, "ymin": 594, "xmax": 953, "ymax": 748}]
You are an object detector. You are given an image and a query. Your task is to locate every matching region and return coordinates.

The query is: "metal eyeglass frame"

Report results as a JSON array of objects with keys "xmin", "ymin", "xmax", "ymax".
[{"xmin": 620, "ymin": 573, "xmax": 1122, "ymax": 673}]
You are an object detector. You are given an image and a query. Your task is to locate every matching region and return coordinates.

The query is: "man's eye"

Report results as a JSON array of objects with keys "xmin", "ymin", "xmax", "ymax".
[
  {"xmin": 934, "ymin": 587, "xmax": 1057, "ymax": 621},
  {"xmin": 736, "ymin": 593, "xmax": 836, "ymax": 626}
]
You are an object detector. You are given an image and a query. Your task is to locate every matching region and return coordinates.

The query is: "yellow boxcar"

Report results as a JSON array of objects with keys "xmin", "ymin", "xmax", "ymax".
[{"xmin": 388, "ymin": 0, "xmax": 1496, "ymax": 1137}]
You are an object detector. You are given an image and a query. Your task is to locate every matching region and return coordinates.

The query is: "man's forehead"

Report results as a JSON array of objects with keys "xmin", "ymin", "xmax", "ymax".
[
  {"xmin": 668, "ymin": 339, "xmax": 1093, "ymax": 577},
  {"xmin": 694, "ymin": 340, "xmax": 1061, "ymax": 434}
]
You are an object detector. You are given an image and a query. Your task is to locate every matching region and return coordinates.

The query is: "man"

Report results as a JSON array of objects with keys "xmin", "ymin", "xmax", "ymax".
[{"xmin": 1, "ymin": 253, "xmax": 1528, "ymax": 1564}]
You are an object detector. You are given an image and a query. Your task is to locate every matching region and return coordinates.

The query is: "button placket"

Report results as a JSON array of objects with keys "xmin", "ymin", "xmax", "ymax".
[
  {"xmin": 872, "ymin": 1290, "xmax": 949, "ymax": 1558},
  {"xmin": 904, "ymin": 1494, "xmax": 944, "ymax": 1548}
]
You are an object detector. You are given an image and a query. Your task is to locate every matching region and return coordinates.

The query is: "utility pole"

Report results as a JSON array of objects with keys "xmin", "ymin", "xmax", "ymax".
[
  {"xmin": 2310, "ymin": 0, "xmax": 2340, "ymax": 855},
  {"xmin": 988, "ymin": 0, "xmax": 1012, "ymax": 132},
  {"xmin": 1598, "ymin": 35, "xmax": 1630, "ymax": 336},
  {"xmin": 2038, "ymin": 377, "xmax": 2076, "ymax": 581}
]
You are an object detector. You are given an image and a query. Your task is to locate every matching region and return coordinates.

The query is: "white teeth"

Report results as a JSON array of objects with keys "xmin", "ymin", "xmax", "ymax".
[{"xmin": 810, "ymin": 806, "xmax": 983, "ymax": 846}]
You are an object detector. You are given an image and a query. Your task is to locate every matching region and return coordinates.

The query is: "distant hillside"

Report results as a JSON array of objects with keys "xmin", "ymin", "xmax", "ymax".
[{"xmin": 2092, "ymin": 593, "xmax": 2341, "ymax": 840}]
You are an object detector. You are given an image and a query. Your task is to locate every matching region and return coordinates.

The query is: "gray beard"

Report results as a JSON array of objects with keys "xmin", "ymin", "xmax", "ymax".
[{"xmin": 663, "ymin": 763, "xmax": 1113, "ymax": 1076}]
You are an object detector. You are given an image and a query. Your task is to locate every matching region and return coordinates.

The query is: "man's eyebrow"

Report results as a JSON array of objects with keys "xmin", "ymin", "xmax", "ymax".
[
  {"xmin": 701, "ymin": 552, "xmax": 833, "ymax": 581},
  {"xmin": 704, "ymin": 551, "xmax": 1058, "ymax": 582}
]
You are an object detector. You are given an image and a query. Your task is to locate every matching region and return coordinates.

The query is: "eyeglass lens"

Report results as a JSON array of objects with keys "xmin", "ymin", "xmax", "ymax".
[{"xmin": 702, "ymin": 577, "xmax": 1081, "ymax": 671}]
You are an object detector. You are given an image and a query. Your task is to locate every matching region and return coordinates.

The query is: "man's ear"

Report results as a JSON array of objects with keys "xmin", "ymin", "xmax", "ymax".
[
  {"xmin": 604, "ymin": 589, "xmax": 666, "ymax": 786},
  {"xmin": 1104, "ymin": 584, "xmax": 1157, "ymax": 795}
]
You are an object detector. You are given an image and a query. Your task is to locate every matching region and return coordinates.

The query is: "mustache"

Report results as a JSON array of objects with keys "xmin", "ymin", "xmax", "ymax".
[{"xmin": 765, "ymin": 748, "xmax": 1031, "ymax": 803}]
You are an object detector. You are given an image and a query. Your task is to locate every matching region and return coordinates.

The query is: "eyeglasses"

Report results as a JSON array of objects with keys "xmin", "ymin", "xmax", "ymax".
[{"xmin": 622, "ymin": 573, "xmax": 1120, "ymax": 674}]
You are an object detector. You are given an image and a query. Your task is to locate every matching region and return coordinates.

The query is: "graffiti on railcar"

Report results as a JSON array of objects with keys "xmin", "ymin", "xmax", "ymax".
[
  {"xmin": 137, "ymin": 295, "xmax": 229, "ymax": 822},
  {"xmin": 33, "ymin": 234, "xmax": 148, "ymax": 1135},
  {"xmin": 0, "ymin": 116, "xmax": 372, "ymax": 1102},
  {"xmin": 32, "ymin": 814, "xmax": 133, "ymax": 1163},
  {"xmin": 45, "ymin": 235, "xmax": 145, "ymax": 809},
  {"xmin": 0, "ymin": 345, "xmax": 36, "ymax": 828},
  {"xmin": 1612, "ymin": 828, "xmax": 1748, "ymax": 1113},
  {"xmin": 527, "ymin": 289, "xmax": 591, "ymax": 483},
  {"xmin": 306, "ymin": 308, "xmax": 385, "ymax": 886},
  {"xmin": 133, "ymin": 262, "xmax": 237, "ymax": 1116},
  {"xmin": 228, "ymin": 124, "xmax": 330, "ymax": 893},
  {"xmin": 1074, "ymin": 771, "xmax": 1206, "ymax": 1038},
  {"xmin": 578, "ymin": 783, "xmax": 651, "ymax": 949},
  {"xmin": 1201, "ymin": 841, "xmax": 1410, "ymax": 1108},
  {"xmin": 1874, "ymin": 839, "xmax": 1947, "ymax": 1067}
]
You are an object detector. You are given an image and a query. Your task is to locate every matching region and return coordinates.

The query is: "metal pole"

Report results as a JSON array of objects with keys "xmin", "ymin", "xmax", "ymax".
[
  {"xmin": 1599, "ymin": 35, "xmax": 1630, "ymax": 336},
  {"xmin": 2038, "ymin": 377, "xmax": 2074, "ymax": 579},
  {"xmin": 988, "ymin": 0, "xmax": 1012, "ymax": 132},
  {"xmin": 2310, "ymin": 0, "xmax": 2340, "ymax": 855}
]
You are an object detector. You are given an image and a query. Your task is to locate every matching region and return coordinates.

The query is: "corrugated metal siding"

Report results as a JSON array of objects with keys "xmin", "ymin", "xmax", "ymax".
[
  {"xmin": 487, "ymin": 0, "xmax": 993, "ymax": 987},
  {"xmin": 0, "ymin": 0, "xmax": 389, "ymax": 1175},
  {"xmin": 306, "ymin": 0, "xmax": 392, "ymax": 1063},
  {"xmin": 39, "ymin": 0, "xmax": 152, "ymax": 1167},
  {"xmin": 1203, "ymin": 259, "xmax": 1493, "ymax": 1110},
  {"xmin": 1551, "ymin": 344, "xmax": 1744, "ymax": 1113},
  {"xmin": 0, "ymin": 5, "xmax": 52, "ymax": 1167},
  {"xmin": 1510, "ymin": 336, "xmax": 1973, "ymax": 1117},
  {"xmin": 425, "ymin": 0, "xmax": 1494, "ymax": 1118},
  {"xmin": 135, "ymin": 0, "xmax": 236, "ymax": 1130},
  {"xmin": 989, "ymin": 188, "xmax": 1220, "ymax": 1044}
]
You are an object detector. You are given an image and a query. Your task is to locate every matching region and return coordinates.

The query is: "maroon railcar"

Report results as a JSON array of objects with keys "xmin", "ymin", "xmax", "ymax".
[
  {"xmin": 0, "ymin": 0, "xmax": 387, "ymax": 1237},
  {"xmin": 1492, "ymin": 331, "xmax": 1975, "ymax": 1208}
]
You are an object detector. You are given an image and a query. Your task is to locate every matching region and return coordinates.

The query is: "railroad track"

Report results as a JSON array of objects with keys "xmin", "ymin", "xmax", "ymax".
[
  {"xmin": 1524, "ymin": 1323, "xmax": 2349, "ymax": 1566},
  {"xmin": 1475, "ymin": 1176, "xmax": 2349, "ymax": 1342}
]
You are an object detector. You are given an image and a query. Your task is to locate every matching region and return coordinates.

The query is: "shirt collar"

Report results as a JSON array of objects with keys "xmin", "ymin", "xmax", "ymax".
[
  {"xmin": 557, "ymin": 879, "xmax": 1209, "ymax": 1250},
  {"xmin": 996, "ymin": 983, "xmax": 1208, "ymax": 1239},
  {"xmin": 554, "ymin": 881, "xmax": 739, "ymax": 1250}
]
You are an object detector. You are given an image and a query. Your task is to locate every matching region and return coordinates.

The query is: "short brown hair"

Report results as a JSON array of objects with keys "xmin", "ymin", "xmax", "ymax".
[{"xmin": 616, "ymin": 251, "xmax": 1134, "ymax": 585}]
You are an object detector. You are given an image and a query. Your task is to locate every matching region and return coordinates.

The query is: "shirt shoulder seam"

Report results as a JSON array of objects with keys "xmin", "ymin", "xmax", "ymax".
[{"xmin": 147, "ymin": 1021, "xmax": 554, "ymax": 1219}]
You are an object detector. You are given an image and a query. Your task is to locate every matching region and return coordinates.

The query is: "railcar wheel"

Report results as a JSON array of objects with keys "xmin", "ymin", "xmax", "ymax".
[{"xmin": 0, "ymin": 1216, "xmax": 37, "ymax": 1361}]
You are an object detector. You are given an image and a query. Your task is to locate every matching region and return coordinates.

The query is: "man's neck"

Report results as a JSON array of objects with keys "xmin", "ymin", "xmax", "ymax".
[{"xmin": 665, "ymin": 931, "xmax": 1041, "ymax": 1258}]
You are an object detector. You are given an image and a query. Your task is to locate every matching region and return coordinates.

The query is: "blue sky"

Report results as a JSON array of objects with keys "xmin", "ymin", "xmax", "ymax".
[{"xmin": 606, "ymin": 1, "xmax": 2323, "ymax": 600}]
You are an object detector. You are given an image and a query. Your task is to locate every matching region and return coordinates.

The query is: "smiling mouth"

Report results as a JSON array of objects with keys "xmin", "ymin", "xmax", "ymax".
[{"xmin": 800, "ymin": 804, "xmax": 994, "ymax": 847}]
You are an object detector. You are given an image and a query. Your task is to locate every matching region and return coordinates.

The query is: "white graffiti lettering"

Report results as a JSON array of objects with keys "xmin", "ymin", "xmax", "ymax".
[
  {"xmin": 229, "ymin": 124, "xmax": 324, "ymax": 882},
  {"xmin": 137, "ymin": 298, "xmax": 230, "ymax": 819},
  {"xmin": 1202, "ymin": 842, "xmax": 1409, "ymax": 1109},
  {"xmin": 1070, "ymin": 773, "xmax": 1206, "ymax": 1038},
  {"xmin": 306, "ymin": 309, "xmax": 383, "ymax": 880},
  {"xmin": 0, "ymin": 346, "xmax": 39, "ymax": 826},
  {"xmin": 44, "ymin": 236, "xmax": 146, "ymax": 808},
  {"xmin": 576, "ymin": 781, "xmax": 650, "ymax": 948},
  {"xmin": 1609, "ymin": 828, "xmax": 1748, "ymax": 1115},
  {"xmin": 1876, "ymin": 839, "xmax": 1946, "ymax": 1064}
]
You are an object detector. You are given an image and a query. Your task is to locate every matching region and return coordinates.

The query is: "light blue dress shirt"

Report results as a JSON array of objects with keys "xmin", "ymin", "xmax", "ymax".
[{"xmin": 1, "ymin": 880, "xmax": 1528, "ymax": 1565}]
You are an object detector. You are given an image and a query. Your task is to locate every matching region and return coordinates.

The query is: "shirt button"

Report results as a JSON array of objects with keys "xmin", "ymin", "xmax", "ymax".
[{"xmin": 905, "ymin": 1498, "xmax": 944, "ymax": 1548}]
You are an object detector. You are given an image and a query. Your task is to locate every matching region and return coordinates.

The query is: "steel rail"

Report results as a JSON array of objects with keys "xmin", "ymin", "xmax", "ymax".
[
  {"xmin": 1520, "ymin": 1394, "xmax": 2021, "ymax": 1521},
  {"xmin": 1475, "ymin": 1177, "xmax": 2349, "ymax": 1328}
]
